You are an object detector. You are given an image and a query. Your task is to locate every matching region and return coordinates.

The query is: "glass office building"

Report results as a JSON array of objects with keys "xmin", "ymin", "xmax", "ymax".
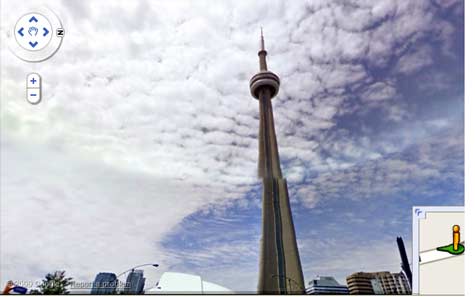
[
  {"xmin": 91, "ymin": 272, "xmax": 118, "ymax": 294},
  {"xmin": 306, "ymin": 276, "xmax": 349, "ymax": 295},
  {"xmin": 123, "ymin": 269, "xmax": 146, "ymax": 294}
]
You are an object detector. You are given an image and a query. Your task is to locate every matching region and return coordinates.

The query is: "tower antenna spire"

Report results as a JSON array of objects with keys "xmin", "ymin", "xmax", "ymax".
[
  {"xmin": 257, "ymin": 27, "xmax": 268, "ymax": 71},
  {"xmin": 260, "ymin": 27, "xmax": 265, "ymax": 51}
]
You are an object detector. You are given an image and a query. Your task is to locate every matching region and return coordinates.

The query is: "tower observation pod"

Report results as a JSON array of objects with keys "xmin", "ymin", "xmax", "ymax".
[{"xmin": 249, "ymin": 29, "xmax": 305, "ymax": 294}]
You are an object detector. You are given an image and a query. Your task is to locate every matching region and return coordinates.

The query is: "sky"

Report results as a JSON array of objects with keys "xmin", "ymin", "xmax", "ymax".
[{"xmin": 0, "ymin": 0, "xmax": 464, "ymax": 293}]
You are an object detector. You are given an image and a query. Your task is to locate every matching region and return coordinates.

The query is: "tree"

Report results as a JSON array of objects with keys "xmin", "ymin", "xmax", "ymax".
[{"xmin": 32, "ymin": 271, "xmax": 73, "ymax": 294}]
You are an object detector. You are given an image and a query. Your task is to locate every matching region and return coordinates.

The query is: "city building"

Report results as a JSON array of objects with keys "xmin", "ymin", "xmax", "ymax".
[
  {"xmin": 145, "ymin": 272, "xmax": 232, "ymax": 294},
  {"xmin": 306, "ymin": 276, "xmax": 349, "ymax": 295},
  {"xmin": 91, "ymin": 272, "xmax": 118, "ymax": 294},
  {"xmin": 371, "ymin": 278, "xmax": 385, "ymax": 295},
  {"xmin": 346, "ymin": 272, "xmax": 375, "ymax": 295},
  {"xmin": 372, "ymin": 272, "xmax": 411, "ymax": 295},
  {"xmin": 346, "ymin": 271, "xmax": 411, "ymax": 295},
  {"xmin": 123, "ymin": 269, "xmax": 146, "ymax": 294},
  {"xmin": 249, "ymin": 29, "xmax": 305, "ymax": 294}
]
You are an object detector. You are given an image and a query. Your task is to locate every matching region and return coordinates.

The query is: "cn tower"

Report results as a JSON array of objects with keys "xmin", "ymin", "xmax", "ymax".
[{"xmin": 249, "ymin": 29, "xmax": 305, "ymax": 294}]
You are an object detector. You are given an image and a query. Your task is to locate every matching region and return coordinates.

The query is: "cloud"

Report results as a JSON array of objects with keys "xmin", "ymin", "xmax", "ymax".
[
  {"xmin": 396, "ymin": 45, "xmax": 433, "ymax": 75},
  {"xmin": 291, "ymin": 127, "xmax": 463, "ymax": 207},
  {"xmin": 361, "ymin": 81, "xmax": 397, "ymax": 102},
  {"xmin": 0, "ymin": 136, "xmax": 247, "ymax": 287}
]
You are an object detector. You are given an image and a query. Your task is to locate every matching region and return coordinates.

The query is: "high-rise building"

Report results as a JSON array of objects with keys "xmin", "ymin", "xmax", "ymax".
[
  {"xmin": 306, "ymin": 276, "xmax": 349, "ymax": 295},
  {"xmin": 91, "ymin": 272, "xmax": 118, "ymax": 294},
  {"xmin": 123, "ymin": 269, "xmax": 146, "ymax": 294},
  {"xmin": 371, "ymin": 278, "xmax": 385, "ymax": 295},
  {"xmin": 346, "ymin": 272, "xmax": 375, "ymax": 295},
  {"xmin": 346, "ymin": 271, "xmax": 411, "ymax": 295},
  {"xmin": 249, "ymin": 29, "xmax": 305, "ymax": 294},
  {"xmin": 371, "ymin": 271, "xmax": 411, "ymax": 295}
]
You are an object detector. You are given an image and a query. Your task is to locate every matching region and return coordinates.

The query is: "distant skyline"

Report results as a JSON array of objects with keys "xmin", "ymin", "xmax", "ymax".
[{"xmin": 1, "ymin": 0, "xmax": 464, "ymax": 292}]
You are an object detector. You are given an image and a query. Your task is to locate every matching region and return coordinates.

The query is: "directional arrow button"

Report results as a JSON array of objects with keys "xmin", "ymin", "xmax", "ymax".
[{"xmin": 13, "ymin": 11, "xmax": 62, "ymax": 60}]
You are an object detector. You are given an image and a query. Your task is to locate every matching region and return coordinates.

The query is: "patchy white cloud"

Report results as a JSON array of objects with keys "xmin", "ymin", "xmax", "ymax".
[
  {"xmin": 293, "ymin": 128, "xmax": 463, "ymax": 206},
  {"xmin": 0, "ymin": 136, "xmax": 237, "ymax": 287},
  {"xmin": 396, "ymin": 45, "xmax": 433, "ymax": 74},
  {"xmin": 362, "ymin": 81, "xmax": 397, "ymax": 102}
]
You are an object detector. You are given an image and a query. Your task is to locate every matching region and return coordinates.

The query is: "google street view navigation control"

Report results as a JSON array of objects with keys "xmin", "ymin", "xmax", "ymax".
[{"xmin": 7, "ymin": 7, "xmax": 64, "ymax": 104}]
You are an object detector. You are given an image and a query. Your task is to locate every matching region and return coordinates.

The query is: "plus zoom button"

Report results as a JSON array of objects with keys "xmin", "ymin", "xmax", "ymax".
[{"xmin": 26, "ymin": 73, "xmax": 42, "ymax": 105}]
